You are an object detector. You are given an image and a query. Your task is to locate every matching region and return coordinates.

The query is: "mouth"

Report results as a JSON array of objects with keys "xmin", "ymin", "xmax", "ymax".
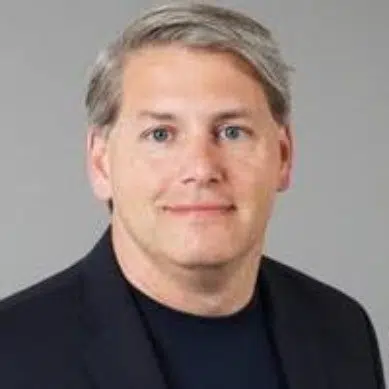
[{"xmin": 162, "ymin": 203, "xmax": 236, "ymax": 215}]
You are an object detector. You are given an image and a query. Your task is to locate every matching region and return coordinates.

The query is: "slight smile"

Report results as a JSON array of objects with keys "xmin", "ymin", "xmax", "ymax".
[{"xmin": 162, "ymin": 204, "xmax": 236, "ymax": 215}]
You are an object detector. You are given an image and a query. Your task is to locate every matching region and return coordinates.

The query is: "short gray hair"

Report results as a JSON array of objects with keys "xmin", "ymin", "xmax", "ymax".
[{"xmin": 85, "ymin": 3, "xmax": 292, "ymax": 134}]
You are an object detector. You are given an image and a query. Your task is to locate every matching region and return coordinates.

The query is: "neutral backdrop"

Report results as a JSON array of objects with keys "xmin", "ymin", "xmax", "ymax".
[{"xmin": 0, "ymin": 0, "xmax": 387, "ymax": 381}]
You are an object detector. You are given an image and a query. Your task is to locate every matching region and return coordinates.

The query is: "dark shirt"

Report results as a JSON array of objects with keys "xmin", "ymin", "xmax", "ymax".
[{"xmin": 130, "ymin": 282, "xmax": 282, "ymax": 389}]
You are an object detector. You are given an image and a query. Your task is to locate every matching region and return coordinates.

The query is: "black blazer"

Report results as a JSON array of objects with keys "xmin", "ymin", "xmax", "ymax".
[{"xmin": 0, "ymin": 229, "xmax": 385, "ymax": 389}]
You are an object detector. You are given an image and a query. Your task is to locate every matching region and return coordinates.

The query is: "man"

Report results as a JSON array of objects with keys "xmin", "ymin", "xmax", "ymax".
[{"xmin": 0, "ymin": 3, "xmax": 385, "ymax": 389}]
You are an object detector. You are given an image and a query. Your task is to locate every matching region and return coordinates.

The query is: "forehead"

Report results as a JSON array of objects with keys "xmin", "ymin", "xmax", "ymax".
[
  {"xmin": 124, "ymin": 44, "xmax": 260, "ymax": 79},
  {"xmin": 119, "ymin": 45, "xmax": 269, "ymax": 115}
]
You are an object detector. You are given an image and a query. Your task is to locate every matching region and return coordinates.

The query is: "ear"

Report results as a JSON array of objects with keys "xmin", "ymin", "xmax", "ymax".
[
  {"xmin": 277, "ymin": 124, "xmax": 293, "ymax": 192},
  {"xmin": 86, "ymin": 127, "xmax": 112, "ymax": 201}
]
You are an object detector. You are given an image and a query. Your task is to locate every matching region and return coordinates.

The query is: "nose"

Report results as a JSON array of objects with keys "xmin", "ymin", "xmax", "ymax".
[{"xmin": 180, "ymin": 135, "xmax": 225, "ymax": 186}]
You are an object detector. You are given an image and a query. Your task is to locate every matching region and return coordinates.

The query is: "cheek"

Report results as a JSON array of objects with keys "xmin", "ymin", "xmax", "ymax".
[
  {"xmin": 229, "ymin": 147, "xmax": 281, "ymax": 204},
  {"xmin": 232, "ymin": 144, "xmax": 279, "ymax": 181},
  {"xmin": 111, "ymin": 146, "xmax": 174, "ymax": 203}
]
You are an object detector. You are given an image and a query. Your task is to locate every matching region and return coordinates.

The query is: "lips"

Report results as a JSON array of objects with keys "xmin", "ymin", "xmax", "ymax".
[{"xmin": 162, "ymin": 204, "xmax": 235, "ymax": 213}]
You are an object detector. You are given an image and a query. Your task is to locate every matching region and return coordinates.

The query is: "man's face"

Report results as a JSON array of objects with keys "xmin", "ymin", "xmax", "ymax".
[{"xmin": 88, "ymin": 45, "xmax": 292, "ymax": 270}]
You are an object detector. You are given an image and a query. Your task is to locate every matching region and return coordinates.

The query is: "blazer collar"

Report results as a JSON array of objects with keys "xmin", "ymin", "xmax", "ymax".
[
  {"xmin": 260, "ymin": 257, "xmax": 330, "ymax": 389},
  {"xmin": 80, "ymin": 228, "xmax": 169, "ymax": 389}
]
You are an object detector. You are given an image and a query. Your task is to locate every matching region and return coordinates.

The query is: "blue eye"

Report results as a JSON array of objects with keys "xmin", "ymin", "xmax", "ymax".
[
  {"xmin": 219, "ymin": 126, "xmax": 244, "ymax": 140},
  {"xmin": 150, "ymin": 127, "xmax": 170, "ymax": 142}
]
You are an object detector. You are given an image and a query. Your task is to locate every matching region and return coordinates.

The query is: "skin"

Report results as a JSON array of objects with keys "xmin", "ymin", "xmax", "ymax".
[{"xmin": 87, "ymin": 45, "xmax": 293, "ymax": 316}]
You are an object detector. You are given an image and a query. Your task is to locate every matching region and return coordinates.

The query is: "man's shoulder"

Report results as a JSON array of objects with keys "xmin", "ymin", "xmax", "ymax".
[
  {"xmin": 0, "ymin": 229, "xmax": 112, "ymax": 338},
  {"xmin": 262, "ymin": 256, "xmax": 368, "ymax": 320},
  {"xmin": 262, "ymin": 257, "xmax": 386, "ymax": 388},
  {"xmin": 0, "ymin": 257, "xmax": 88, "ymax": 346},
  {"xmin": 0, "ymin": 257, "xmax": 91, "ymax": 386},
  {"xmin": 0, "ymin": 258, "xmax": 85, "ymax": 315}
]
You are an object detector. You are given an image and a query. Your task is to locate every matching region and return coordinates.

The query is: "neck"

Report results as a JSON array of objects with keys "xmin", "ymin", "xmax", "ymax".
[{"xmin": 111, "ymin": 222, "xmax": 262, "ymax": 317}]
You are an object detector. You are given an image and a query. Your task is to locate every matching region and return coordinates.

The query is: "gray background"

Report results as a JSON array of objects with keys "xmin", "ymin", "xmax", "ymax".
[{"xmin": 0, "ymin": 0, "xmax": 387, "ymax": 381}]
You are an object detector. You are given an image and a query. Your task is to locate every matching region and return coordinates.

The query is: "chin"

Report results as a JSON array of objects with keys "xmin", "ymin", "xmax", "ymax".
[{"xmin": 166, "ymin": 245, "xmax": 241, "ymax": 270}]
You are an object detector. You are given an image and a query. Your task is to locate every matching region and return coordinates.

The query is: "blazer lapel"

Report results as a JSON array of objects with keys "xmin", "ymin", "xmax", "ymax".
[
  {"xmin": 80, "ymin": 230, "xmax": 168, "ymax": 389},
  {"xmin": 80, "ymin": 230, "xmax": 331, "ymax": 389},
  {"xmin": 260, "ymin": 257, "xmax": 330, "ymax": 389}
]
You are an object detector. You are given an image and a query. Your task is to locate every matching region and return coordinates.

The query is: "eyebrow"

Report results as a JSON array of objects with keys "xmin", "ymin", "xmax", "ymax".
[
  {"xmin": 136, "ymin": 109, "xmax": 254, "ymax": 121},
  {"xmin": 137, "ymin": 110, "xmax": 176, "ymax": 121}
]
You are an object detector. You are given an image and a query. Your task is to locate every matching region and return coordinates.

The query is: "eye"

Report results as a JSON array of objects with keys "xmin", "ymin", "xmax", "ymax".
[
  {"xmin": 148, "ymin": 127, "xmax": 172, "ymax": 142},
  {"xmin": 218, "ymin": 125, "xmax": 246, "ymax": 140}
]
